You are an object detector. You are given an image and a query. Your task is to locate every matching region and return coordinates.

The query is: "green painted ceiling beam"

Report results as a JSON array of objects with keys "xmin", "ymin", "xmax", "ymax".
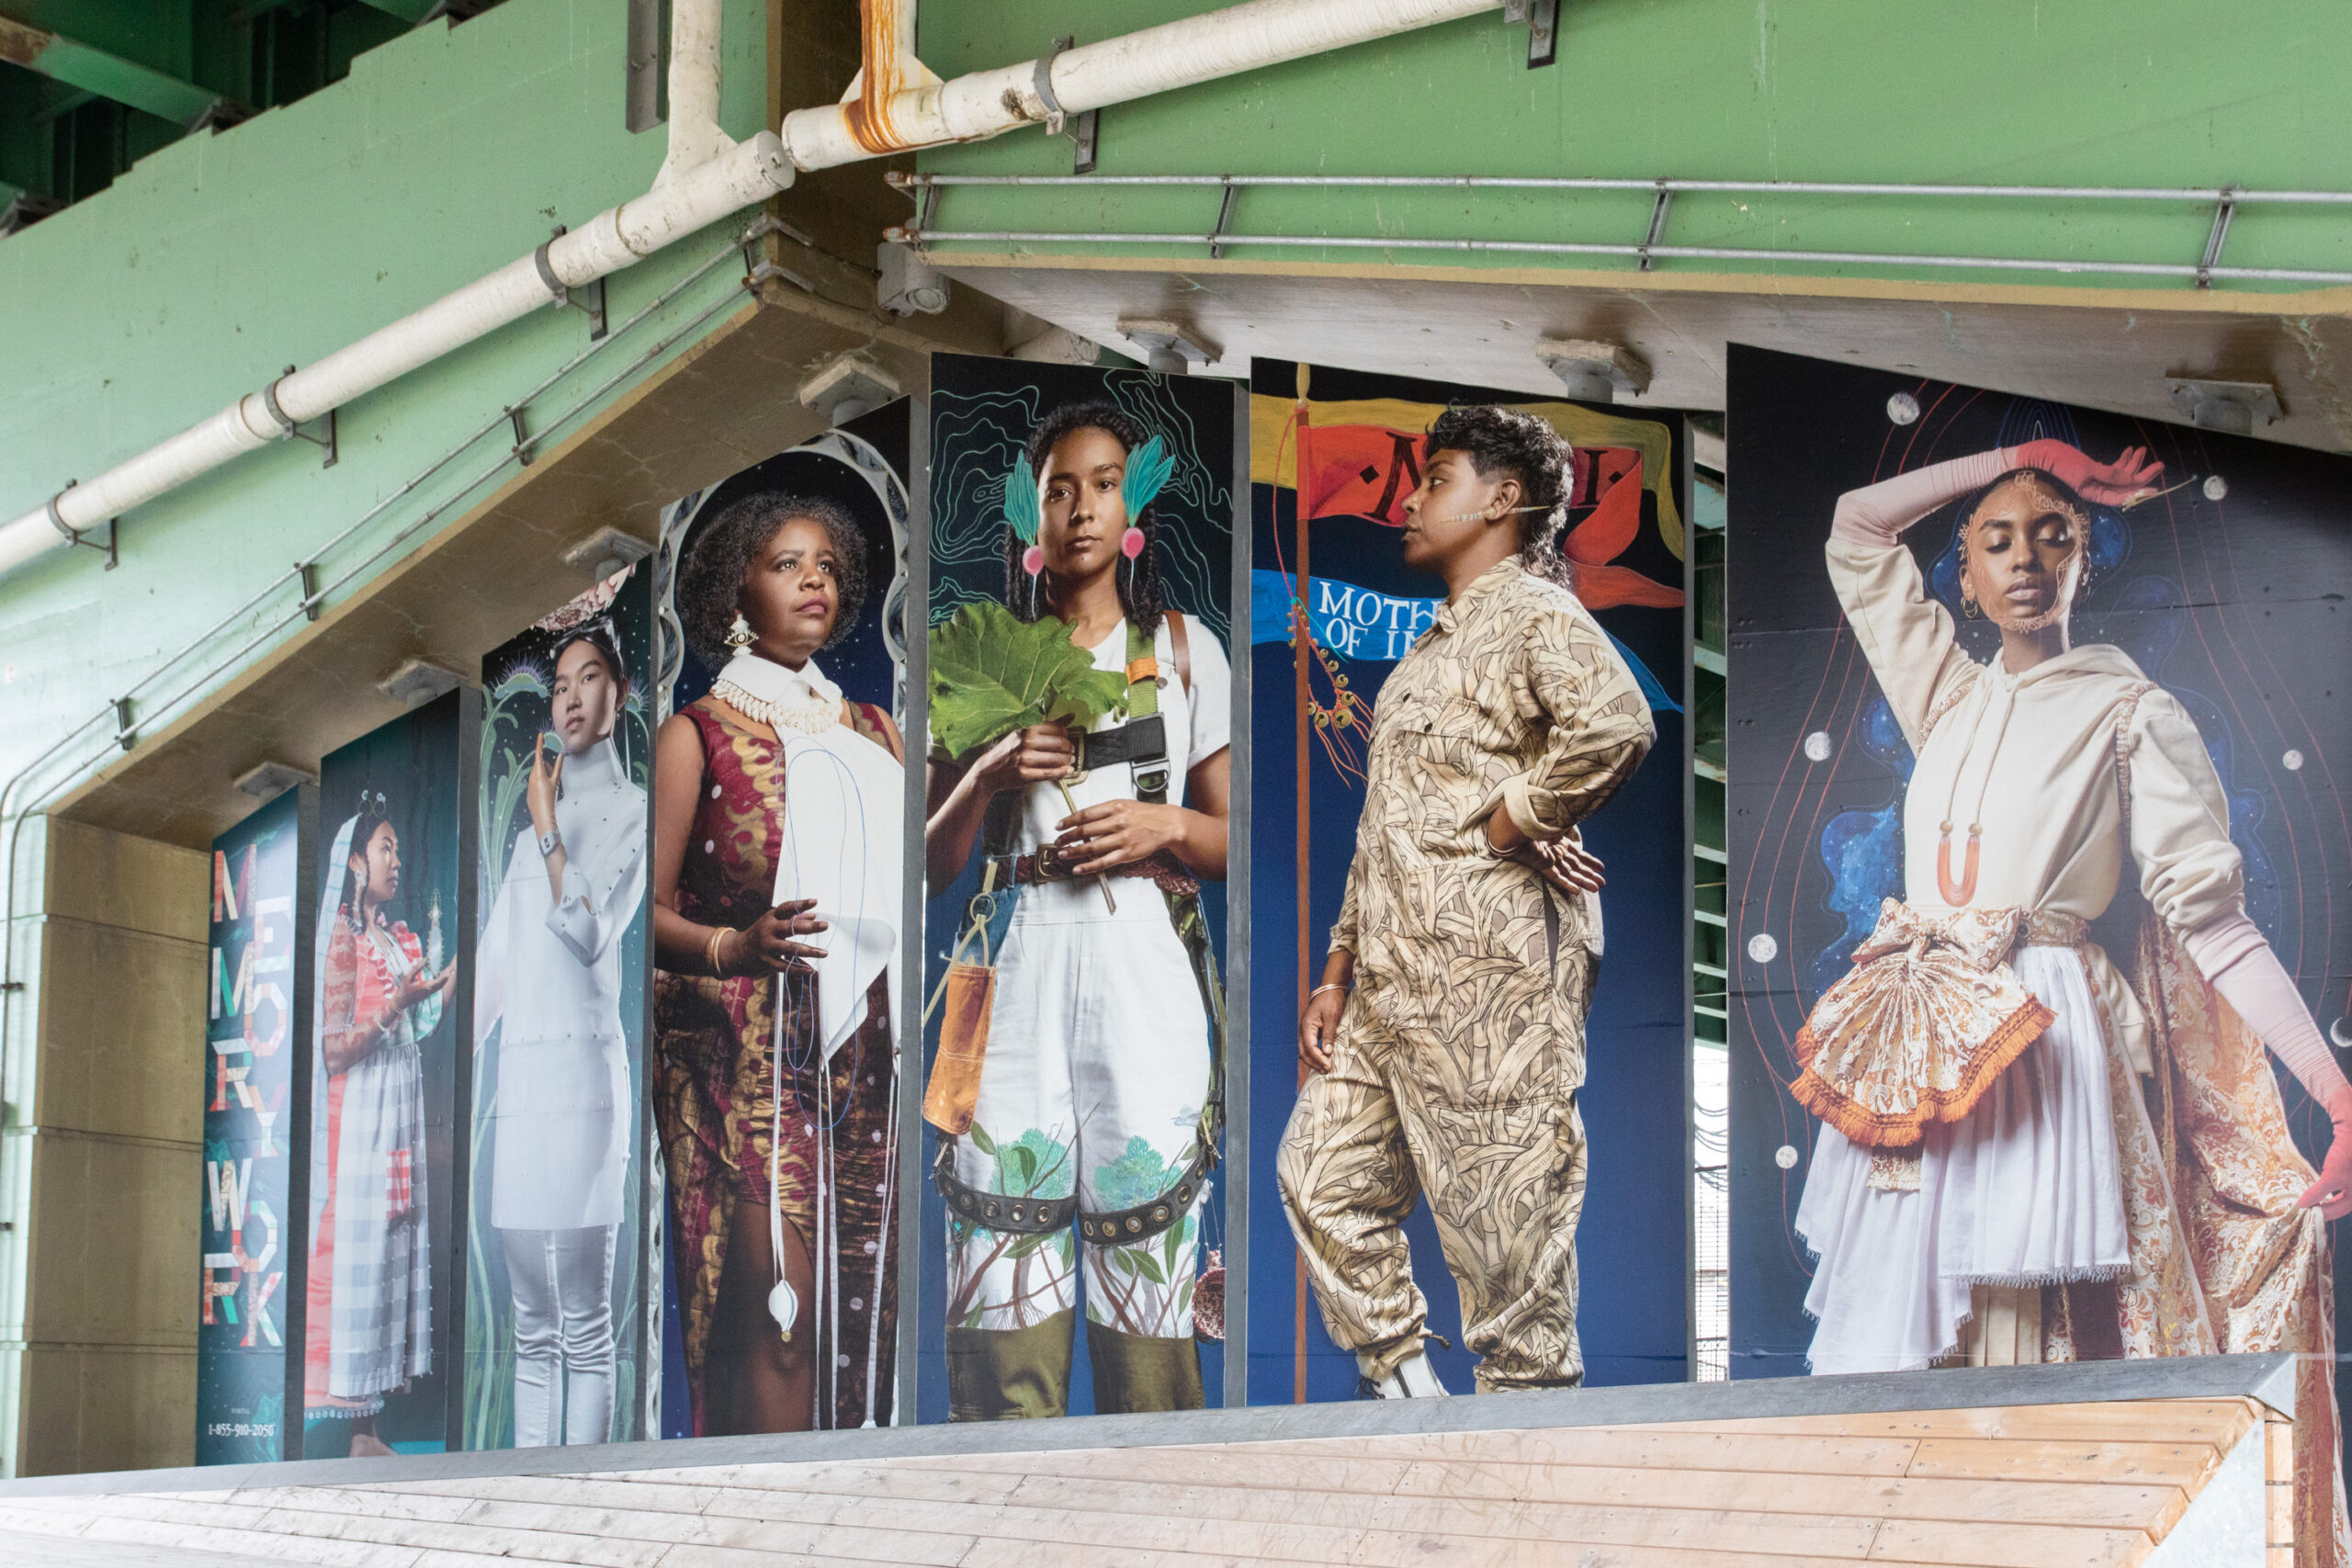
[
  {"xmin": 356, "ymin": 0, "xmax": 441, "ymax": 23},
  {"xmin": 0, "ymin": 15, "xmax": 229, "ymax": 129}
]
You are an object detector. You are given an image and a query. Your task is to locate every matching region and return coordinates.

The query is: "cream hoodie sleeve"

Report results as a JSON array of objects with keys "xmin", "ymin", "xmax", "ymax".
[{"xmin": 1824, "ymin": 448, "xmax": 2023, "ymax": 749}]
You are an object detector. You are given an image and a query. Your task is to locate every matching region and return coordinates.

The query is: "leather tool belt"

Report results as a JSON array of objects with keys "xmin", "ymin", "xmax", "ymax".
[{"xmin": 989, "ymin": 846, "xmax": 1192, "ymax": 889}]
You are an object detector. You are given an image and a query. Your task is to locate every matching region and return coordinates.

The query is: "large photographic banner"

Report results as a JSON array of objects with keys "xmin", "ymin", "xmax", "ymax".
[
  {"xmin": 197, "ymin": 785, "xmax": 308, "ymax": 1463},
  {"xmin": 464, "ymin": 567, "xmax": 655, "ymax": 1449},
  {"xmin": 920, "ymin": 354, "xmax": 1238, "ymax": 1422},
  {"xmin": 648, "ymin": 400, "xmax": 914, "ymax": 1437},
  {"xmin": 305, "ymin": 690, "xmax": 470, "ymax": 1457},
  {"xmin": 1249, "ymin": 360, "xmax": 1689, "ymax": 1402},
  {"xmin": 1726, "ymin": 344, "xmax": 2352, "ymax": 1558}
]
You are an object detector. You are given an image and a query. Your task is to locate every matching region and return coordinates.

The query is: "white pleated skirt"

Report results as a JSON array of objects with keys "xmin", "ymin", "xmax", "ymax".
[{"xmin": 1794, "ymin": 943, "xmax": 2131, "ymax": 1375}]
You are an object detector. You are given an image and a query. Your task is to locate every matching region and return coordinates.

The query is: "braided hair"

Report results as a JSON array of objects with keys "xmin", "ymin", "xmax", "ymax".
[
  {"xmin": 1424, "ymin": 404, "xmax": 1577, "ymax": 591},
  {"xmin": 1004, "ymin": 400, "xmax": 1168, "ymax": 640}
]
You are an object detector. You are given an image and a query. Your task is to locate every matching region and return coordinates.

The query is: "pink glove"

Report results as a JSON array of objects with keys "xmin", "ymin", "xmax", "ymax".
[{"xmin": 2008, "ymin": 439, "xmax": 2165, "ymax": 509}]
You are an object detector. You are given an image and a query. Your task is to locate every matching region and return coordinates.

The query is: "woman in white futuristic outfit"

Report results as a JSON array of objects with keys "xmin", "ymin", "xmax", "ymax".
[
  {"xmin": 474, "ymin": 621, "xmax": 648, "ymax": 1447},
  {"xmin": 925, "ymin": 400, "xmax": 1230, "ymax": 1419}
]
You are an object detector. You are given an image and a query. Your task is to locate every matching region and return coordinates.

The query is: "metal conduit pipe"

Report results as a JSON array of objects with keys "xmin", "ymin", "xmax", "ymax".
[
  {"xmin": 894, "ymin": 226, "xmax": 2352, "ymax": 286},
  {"xmin": 782, "ymin": 0, "xmax": 1499, "ymax": 168},
  {"xmin": 0, "ymin": 0, "xmax": 1503, "ymax": 583}
]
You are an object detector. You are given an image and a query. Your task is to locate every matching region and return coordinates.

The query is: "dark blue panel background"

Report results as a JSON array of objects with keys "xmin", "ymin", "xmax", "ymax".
[
  {"xmin": 1245, "ymin": 361, "xmax": 1690, "ymax": 1404},
  {"xmin": 1724, "ymin": 343, "xmax": 2352, "ymax": 1461}
]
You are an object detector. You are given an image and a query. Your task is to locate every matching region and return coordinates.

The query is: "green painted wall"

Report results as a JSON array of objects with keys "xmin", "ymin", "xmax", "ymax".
[
  {"xmin": 0, "ymin": 0, "xmax": 772, "ymax": 1477},
  {"xmin": 912, "ymin": 0, "xmax": 2352, "ymax": 291},
  {"xmin": 0, "ymin": 0, "xmax": 767, "ymax": 802}
]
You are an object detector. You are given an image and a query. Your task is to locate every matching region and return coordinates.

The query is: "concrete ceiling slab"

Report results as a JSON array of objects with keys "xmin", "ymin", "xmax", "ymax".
[{"xmin": 935, "ymin": 255, "xmax": 2352, "ymax": 456}]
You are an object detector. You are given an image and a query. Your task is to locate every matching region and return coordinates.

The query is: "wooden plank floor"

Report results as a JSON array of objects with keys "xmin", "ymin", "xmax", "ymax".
[{"xmin": 0, "ymin": 1393, "xmax": 2278, "ymax": 1567}]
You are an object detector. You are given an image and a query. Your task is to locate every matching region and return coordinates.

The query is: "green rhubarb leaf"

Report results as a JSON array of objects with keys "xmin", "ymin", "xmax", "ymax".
[{"xmin": 927, "ymin": 602, "xmax": 1129, "ymax": 761}]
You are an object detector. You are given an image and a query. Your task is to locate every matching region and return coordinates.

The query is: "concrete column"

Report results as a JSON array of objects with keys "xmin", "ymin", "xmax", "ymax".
[{"xmin": 2, "ymin": 818, "xmax": 206, "ymax": 1477}]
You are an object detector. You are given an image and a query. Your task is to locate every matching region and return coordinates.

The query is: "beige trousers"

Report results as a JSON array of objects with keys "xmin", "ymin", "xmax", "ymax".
[{"xmin": 1278, "ymin": 948, "xmax": 1592, "ymax": 1392}]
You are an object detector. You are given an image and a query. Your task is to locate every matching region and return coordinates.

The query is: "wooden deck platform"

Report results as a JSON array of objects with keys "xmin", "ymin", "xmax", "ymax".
[{"xmin": 0, "ymin": 1354, "xmax": 2297, "ymax": 1566}]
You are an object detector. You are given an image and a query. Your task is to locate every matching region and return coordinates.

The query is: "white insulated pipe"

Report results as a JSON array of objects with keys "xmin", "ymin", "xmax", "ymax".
[
  {"xmin": 0, "ymin": 0, "xmax": 1501, "ymax": 581},
  {"xmin": 656, "ymin": 0, "xmax": 733, "ymax": 186},
  {"xmin": 783, "ymin": 0, "xmax": 1500, "ymax": 169}
]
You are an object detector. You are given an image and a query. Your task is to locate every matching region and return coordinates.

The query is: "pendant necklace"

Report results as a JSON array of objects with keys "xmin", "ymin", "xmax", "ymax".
[{"xmin": 1935, "ymin": 679, "xmax": 2015, "ymax": 908}]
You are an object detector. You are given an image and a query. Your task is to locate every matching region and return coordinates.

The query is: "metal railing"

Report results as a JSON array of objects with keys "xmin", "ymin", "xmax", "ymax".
[{"xmin": 888, "ymin": 172, "xmax": 2352, "ymax": 288}]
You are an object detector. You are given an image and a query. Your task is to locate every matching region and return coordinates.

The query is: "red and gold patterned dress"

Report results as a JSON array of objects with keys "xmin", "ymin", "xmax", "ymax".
[{"xmin": 652, "ymin": 694, "xmax": 900, "ymax": 1432}]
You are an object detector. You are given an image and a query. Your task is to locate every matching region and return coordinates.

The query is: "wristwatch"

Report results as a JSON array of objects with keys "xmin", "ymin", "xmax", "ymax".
[{"xmin": 538, "ymin": 827, "xmax": 562, "ymax": 857}]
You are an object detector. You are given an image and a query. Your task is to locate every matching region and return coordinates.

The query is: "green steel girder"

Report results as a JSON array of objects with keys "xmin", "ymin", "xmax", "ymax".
[
  {"xmin": 0, "ymin": 14, "xmax": 232, "ymax": 129},
  {"xmin": 357, "ymin": 0, "xmax": 440, "ymax": 22}
]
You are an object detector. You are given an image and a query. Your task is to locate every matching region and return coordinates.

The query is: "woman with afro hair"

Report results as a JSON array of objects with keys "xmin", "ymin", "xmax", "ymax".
[
  {"xmin": 650, "ymin": 491, "xmax": 904, "ymax": 1434},
  {"xmin": 925, "ymin": 399, "xmax": 1232, "ymax": 1419}
]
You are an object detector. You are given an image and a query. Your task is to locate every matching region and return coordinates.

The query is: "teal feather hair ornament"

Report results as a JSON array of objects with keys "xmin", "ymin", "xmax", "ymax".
[
  {"xmin": 1118, "ymin": 434, "xmax": 1172, "ymax": 561},
  {"xmin": 1005, "ymin": 460, "xmax": 1046, "ymax": 580}
]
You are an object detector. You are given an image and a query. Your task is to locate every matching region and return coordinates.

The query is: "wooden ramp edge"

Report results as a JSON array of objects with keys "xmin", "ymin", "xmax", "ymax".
[{"xmin": 0, "ymin": 1353, "xmax": 2301, "ymax": 1567}]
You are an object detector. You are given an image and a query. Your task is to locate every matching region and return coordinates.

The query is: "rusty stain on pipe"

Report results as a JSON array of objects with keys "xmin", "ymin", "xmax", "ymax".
[{"xmin": 842, "ymin": 0, "xmax": 913, "ymax": 156}]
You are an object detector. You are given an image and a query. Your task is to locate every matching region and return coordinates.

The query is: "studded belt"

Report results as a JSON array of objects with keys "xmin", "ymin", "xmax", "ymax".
[{"xmin": 933, "ymin": 1136, "xmax": 1217, "ymax": 1243}]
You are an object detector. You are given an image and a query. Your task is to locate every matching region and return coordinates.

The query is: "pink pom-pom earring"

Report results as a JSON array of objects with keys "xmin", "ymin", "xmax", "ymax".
[
  {"xmin": 1023, "ymin": 544, "xmax": 1045, "ymax": 576},
  {"xmin": 1120, "ymin": 527, "xmax": 1145, "ymax": 559}
]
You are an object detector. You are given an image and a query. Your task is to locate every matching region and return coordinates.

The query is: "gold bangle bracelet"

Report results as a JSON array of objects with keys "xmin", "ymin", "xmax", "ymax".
[
  {"xmin": 1307, "ymin": 982, "xmax": 1351, "ymax": 1001},
  {"xmin": 706, "ymin": 926, "xmax": 731, "ymax": 977}
]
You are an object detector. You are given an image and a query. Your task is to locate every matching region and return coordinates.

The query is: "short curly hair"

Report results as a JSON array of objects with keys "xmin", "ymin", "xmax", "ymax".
[
  {"xmin": 1424, "ymin": 404, "xmax": 1576, "ymax": 589},
  {"xmin": 1004, "ymin": 399, "xmax": 1167, "ymax": 639},
  {"xmin": 678, "ymin": 491, "xmax": 870, "ymax": 666}
]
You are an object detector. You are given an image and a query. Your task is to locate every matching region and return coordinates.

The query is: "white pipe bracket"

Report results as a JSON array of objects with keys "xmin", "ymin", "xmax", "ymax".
[
  {"xmin": 45, "ymin": 486, "xmax": 117, "ymax": 569},
  {"xmin": 263, "ymin": 367, "xmax": 340, "ymax": 468},
  {"xmin": 1035, "ymin": 36, "xmax": 1074, "ymax": 135},
  {"xmin": 534, "ymin": 227, "xmax": 610, "ymax": 341}
]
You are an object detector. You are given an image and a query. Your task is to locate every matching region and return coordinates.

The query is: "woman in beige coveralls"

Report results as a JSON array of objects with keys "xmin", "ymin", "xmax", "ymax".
[{"xmin": 1280, "ymin": 406, "xmax": 1652, "ymax": 1399}]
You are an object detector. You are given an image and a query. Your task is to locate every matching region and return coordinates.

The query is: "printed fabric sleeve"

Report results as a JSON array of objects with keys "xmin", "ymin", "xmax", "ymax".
[
  {"xmin": 546, "ymin": 796, "xmax": 651, "ymax": 967},
  {"xmin": 1824, "ymin": 447, "xmax": 2019, "ymax": 748},
  {"xmin": 1478, "ymin": 600, "xmax": 1657, "ymax": 842},
  {"xmin": 320, "ymin": 919, "xmax": 363, "ymax": 1065},
  {"xmin": 2127, "ymin": 687, "xmax": 2246, "ymax": 942},
  {"xmin": 1329, "ymin": 848, "xmax": 1364, "ymax": 957}
]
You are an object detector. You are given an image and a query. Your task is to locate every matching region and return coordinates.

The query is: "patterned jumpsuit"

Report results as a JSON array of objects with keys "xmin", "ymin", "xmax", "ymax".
[{"xmin": 1278, "ymin": 556, "xmax": 1654, "ymax": 1391}]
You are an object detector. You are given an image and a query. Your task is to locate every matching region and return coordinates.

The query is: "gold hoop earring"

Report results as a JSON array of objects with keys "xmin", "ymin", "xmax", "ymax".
[{"xmin": 1961, "ymin": 595, "xmax": 1983, "ymax": 620}]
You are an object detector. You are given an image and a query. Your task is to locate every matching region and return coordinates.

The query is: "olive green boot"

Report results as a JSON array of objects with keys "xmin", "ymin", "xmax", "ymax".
[
  {"xmin": 1085, "ymin": 1322, "xmax": 1204, "ymax": 1414},
  {"xmin": 946, "ymin": 1307, "xmax": 1076, "ymax": 1421}
]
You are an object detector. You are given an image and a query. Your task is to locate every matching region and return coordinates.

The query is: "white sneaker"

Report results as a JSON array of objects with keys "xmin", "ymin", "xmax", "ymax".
[{"xmin": 1359, "ymin": 1348, "xmax": 1451, "ymax": 1399}]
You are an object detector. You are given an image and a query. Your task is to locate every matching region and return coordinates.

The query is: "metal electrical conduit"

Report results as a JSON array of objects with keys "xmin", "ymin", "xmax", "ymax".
[
  {"xmin": 0, "ymin": 224, "xmax": 760, "ymax": 1121},
  {"xmin": 887, "ymin": 172, "xmax": 2352, "ymax": 287}
]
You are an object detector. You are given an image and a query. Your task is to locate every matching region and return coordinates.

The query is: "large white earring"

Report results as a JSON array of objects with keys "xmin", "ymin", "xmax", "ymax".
[{"xmin": 726, "ymin": 613, "xmax": 755, "ymax": 652}]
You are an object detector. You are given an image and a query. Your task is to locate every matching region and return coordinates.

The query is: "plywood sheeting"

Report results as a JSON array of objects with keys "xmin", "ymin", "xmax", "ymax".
[{"xmin": 0, "ymin": 1392, "xmax": 2278, "ymax": 1565}]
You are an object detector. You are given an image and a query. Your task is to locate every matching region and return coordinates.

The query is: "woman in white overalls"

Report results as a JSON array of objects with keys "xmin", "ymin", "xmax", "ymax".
[
  {"xmin": 474, "ymin": 620, "xmax": 648, "ymax": 1447},
  {"xmin": 925, "ymin": 400, "xmax": 1230, "ymax": 1419}
]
